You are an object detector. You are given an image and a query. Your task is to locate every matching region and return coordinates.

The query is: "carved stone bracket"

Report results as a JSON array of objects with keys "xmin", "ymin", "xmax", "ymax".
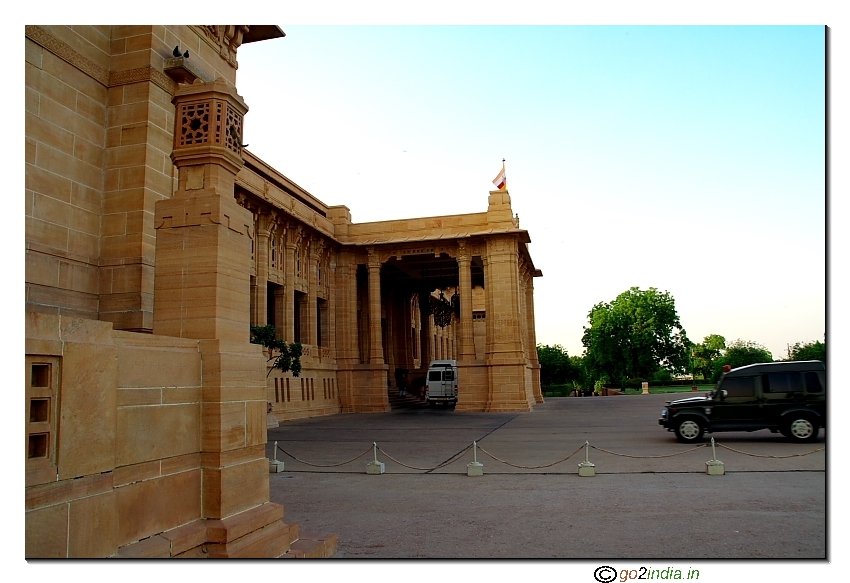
[
  {"xmin": 366, "ymin": 246, "xmax": 380, "ymax": 269},
  {"xmin": 457, "ymin": 239, "xmax": 470, "ymax": 261},
  {"xmin": 195, "ymin": 25, "xmax": 250, "ymax": 69},
  {"xmin": 287, "ymin": 224, "xmax": 304, "ymax": 248}
]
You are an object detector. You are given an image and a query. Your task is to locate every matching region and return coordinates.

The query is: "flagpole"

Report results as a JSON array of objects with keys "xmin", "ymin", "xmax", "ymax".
[
  {"xmin": 502, "ymin": 158, "xmax": 506, "ymax": 190},
  {"xmin": 492, "ymin": 159, "xmax": 507, "ymax": 191}
]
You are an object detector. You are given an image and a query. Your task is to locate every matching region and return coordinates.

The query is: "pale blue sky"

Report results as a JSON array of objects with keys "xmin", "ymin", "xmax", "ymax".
[{"xmin": 237, "ymin": 25, "xmax": 826, "ymax": 360}]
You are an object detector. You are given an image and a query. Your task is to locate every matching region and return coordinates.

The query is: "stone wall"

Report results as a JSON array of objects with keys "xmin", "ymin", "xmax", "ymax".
[{"xmin": 25, "ymin": 312, "xmax": 296, "ymax": 558}]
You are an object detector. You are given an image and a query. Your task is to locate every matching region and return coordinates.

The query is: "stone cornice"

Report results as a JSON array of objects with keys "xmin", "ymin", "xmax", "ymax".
[{"xmin": 25, "ymin": 25, "xmax": 177, "ymax": 95}]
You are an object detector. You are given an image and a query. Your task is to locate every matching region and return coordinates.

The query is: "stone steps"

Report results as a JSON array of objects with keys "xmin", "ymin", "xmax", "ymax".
[
  {"xmin": 113, "ymin": 502, "xmax": 337, "ymax": 559},
  {"xmin": 387, "ymin": 390, "xmax": 427, "ymax": 410},
  {"xmin": 282, "ymin": 531, "xmax": 339, "ymax": 558}
]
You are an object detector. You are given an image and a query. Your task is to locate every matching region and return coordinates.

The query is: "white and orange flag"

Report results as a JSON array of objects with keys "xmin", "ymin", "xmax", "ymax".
[{"xmin": 492, "ymin": 159, "xmax": 506, "ymax": 190}]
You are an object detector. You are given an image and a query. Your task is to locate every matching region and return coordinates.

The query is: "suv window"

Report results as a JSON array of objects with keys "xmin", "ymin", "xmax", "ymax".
[
  {"xmin": 722, "ymin": 377, "xmax": 755, "ymax": 398},
  {"xmin": 428, "ymin": 371, "xmax": 442, "ymax": 381},
  {"xmin": 763, "ymin": 372, "xmax": 804, "ymax": 394},
  {"xmin": 805, "ymin": 372, "xmax": 823, "ymax": 393},
  {"xmin": 443, "ymin": 371, "xmax": 454, "ymax": 381}
]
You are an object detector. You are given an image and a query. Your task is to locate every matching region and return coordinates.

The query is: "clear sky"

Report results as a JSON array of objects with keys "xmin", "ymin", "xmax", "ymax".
[{"xmin": 236, "ymin": 24, "xmax": 825, "ymax": 361}]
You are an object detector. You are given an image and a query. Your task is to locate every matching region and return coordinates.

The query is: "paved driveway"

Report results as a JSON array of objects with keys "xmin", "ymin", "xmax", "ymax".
[{"xmin": 266, "ymin": 395, "xmax": 826, "ymax": 559}]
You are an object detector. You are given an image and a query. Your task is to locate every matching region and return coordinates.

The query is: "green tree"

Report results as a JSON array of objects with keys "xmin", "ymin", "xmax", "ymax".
[
  {"xmin": 570, "ymin": 354, "xmax": 593, "ymax": 393},
  {"xmin": 581, "ymin": 287, "xmax": 690, "ymax": 387},
  {"xmin": 786, "ymin": 339, "xmax": 826, "ymax": 363},
  {"xmin": 250, "ymin": 325, "xmax": 303, "ymax": 377},
  {"xmin": 536, "ymin": 344, "xmax": 580, "ymax": 387},
  {"xmin": 692, "ymin": 334, "xmax": 726, "ymax": 380},
  {"xmin": 711, "ymin": 339, "xmax": 773, "ymax": 382}
]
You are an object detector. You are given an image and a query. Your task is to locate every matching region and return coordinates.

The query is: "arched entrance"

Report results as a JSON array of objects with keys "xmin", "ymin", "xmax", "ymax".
[{"xmin": 334, "ymin": 204, "xmax": 543, "ymax": 413}]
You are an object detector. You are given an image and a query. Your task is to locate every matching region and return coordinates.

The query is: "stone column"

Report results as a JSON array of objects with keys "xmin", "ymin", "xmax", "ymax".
[
  {"xmin": 483, "ymin": 235, "xmax": 533, "ymax": 412},
  {"xmin": 398, "ymin": 292, "xmax": 411, "ymax": 370},
  {"xmin": 367, "ymin": 248, "xmax": 384, "ymax": 365},
  {"xmin": 153, "ymin": 79, "xmax": 285, "ymax": 553},
  {"xmin": 525, "ymin": 269, "xmax": 543, "ymax": 403},
  {"xmin": 385, "ymin": 289, "xmax": 396, "ymax": 383},
  {"xmin": 252, "ymin": 212, "xmax": 272, "ymax": 327},
  {"xmin": 419, "ymin": 297, "xmax": 431, "ymax": 369},
  {"xmin": 328, "ymin": 255, "xmax": 338, "ymax": 359},
  {"xmin": 456, "ymin": 253, "xmax": 489, "ymax": 412},
  {"xmin": 412, "ymin": 295, "xmax": 421, "ymax": 369},
  {"xmin": 482, "ymin": 255, "xmax": 494, "ymax": 356},
  {"xmin": 306, "ymin": 238, "xmax": 319, "ymax": 346},
  {"xmin": 283, "ymin": 226, "xmax": 298, "ymax": 343},
  {"xmin": 335, "ymin": 255, "xmax": 358, "ymax": 364},
  {"xmin": 457, "ymin": 241, "xmax": 475, "ymax": 361},
  {"xmin": 333, "ymin": 253, "xmax": 357, "ymax": 413}
]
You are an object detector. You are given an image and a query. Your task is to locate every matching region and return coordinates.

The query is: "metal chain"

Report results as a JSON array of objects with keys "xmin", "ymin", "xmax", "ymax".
[
  {"xmin": 476, "ymin": 443, "xmax": 585, "ymax": 469},
  {"xmin": 275, "ymin": 444, "xmax": 374, "ymax": 467},
  {"xmin": 377, "ymin": 444, "xmax": 472, "ymax": 471},
  {"xmin": 589, "ymin": 443, "xmax": 708, "ymax": 458},
  {"xmin": 275, "ymin": 440, "xmax": 823, "ymax": 470},
  {"xmin": 715, "ymin": 443, "xmax": 825, "ymax": 459}
]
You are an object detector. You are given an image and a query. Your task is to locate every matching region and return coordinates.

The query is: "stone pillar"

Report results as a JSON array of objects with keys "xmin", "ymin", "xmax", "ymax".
[
  {"xmin": 525, "ymin": 270, "xmax": 543, "ymax": 403},
  {"xmin": 283, "ymin": 226, "xmax": 298, "ymax": 343},
  {"xmin": 367, "ymin": 249, "xmax": 384, "ymax": 365},
  {"xmin": 335, "ymin": 255, "xmax": 359, "ymax": 364},
  {"xmin": 328, "ymin": 255, "xmax": 338, "ymax": 359},
  {"xmin": 412, "ymin": 295, "xmax": 421, "ymax": 369},
  {"xmin": 483, "ymin": 235, "xmax": 533, "ymax": 412},
  {"xmin": 306, "ymin": 238, "xmax": 319, "ymax": 346},
  {"xmin": 456, "ymin": 253, "xmax": 490, "ymax": 412},
  {"xmin": 419, "ymin": 297, "xmax": 431, "ymax": 369},
  {"xmin": 334, "ymin": 253, "xmax": 358, "ymax": 413},
  {"xmin": 152, "ymin": 79, "xmax": 286, "ymax": 554},
  {"xmin": 398, "ymin": 292, "xmax": 413, "ymax": 371},
  {"xmin": 457, "ymin": 242, "xmax": 475, "ymax": 361},
  {"xmin": 252, "ymin": 212, "xmax": 272, "ymax": 327},
  {"xmin": 385, "ymin": 290, "xmax": 397, "ymax": 384}
]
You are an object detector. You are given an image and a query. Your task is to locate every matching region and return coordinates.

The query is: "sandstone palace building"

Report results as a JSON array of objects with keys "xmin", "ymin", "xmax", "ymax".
[{"xmin": 25, "ymin": 25, "xmax": 542, "ymax": 557}]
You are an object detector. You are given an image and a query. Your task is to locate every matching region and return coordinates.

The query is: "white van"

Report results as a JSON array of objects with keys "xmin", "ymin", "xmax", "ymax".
[{"xmin": 425, "ymin": 360, "xmax": 458, "ymax": 407}]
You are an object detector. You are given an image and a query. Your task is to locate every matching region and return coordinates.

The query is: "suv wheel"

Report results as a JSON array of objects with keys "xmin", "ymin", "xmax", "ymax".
[
  {"xmin": 784, "ymin": 415, "xmax": 819, "ymax": 442},
  {"xmin": 674, "ymin": 418, "xmax": 704, "ymax": 443}
]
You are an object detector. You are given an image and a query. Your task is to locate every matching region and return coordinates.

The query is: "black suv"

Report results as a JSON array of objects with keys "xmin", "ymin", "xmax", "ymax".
[{"xmin": 659, "ymin": 361, "xmax": 825, "ymax": 443}]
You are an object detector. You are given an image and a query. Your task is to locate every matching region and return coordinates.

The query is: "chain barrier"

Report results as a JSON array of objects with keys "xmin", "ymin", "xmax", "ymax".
[
  {"xmin": 275, "ymin": 444, "xmax": 374, "ymax": 468},
  {"xmin": 273, "ymin": 440, "xmax": 825, "ymax": 471},
  {"xmin": 715, "ymin": 443, "xmax": 826, "ymax": 459},
  {"xmin": 376, "ymin": 444, "xmax": 473, "ymax": 471},
  {"xmin": 476, "ymin": 443, "xmax": 586, "ymax": 469},
  {"xmin": 589, "ymin": 443, "xmax": 708, "ymax": 458}
]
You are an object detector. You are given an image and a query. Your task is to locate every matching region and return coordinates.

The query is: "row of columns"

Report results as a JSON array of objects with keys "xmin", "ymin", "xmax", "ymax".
[
  {"xmin": 340, "ymin": 240, "xmax": 536, "ymax": 364},
  {"xmin": 334, "ymin": 237, "xmax": 537, "ymax": 370},
  {"xmin": 248, "ymin": 210, "xmax": 333, "ymax": 348},
  {"xmin": 318, "ymin": 235, "xmax": 540, "ymax": 412}
]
